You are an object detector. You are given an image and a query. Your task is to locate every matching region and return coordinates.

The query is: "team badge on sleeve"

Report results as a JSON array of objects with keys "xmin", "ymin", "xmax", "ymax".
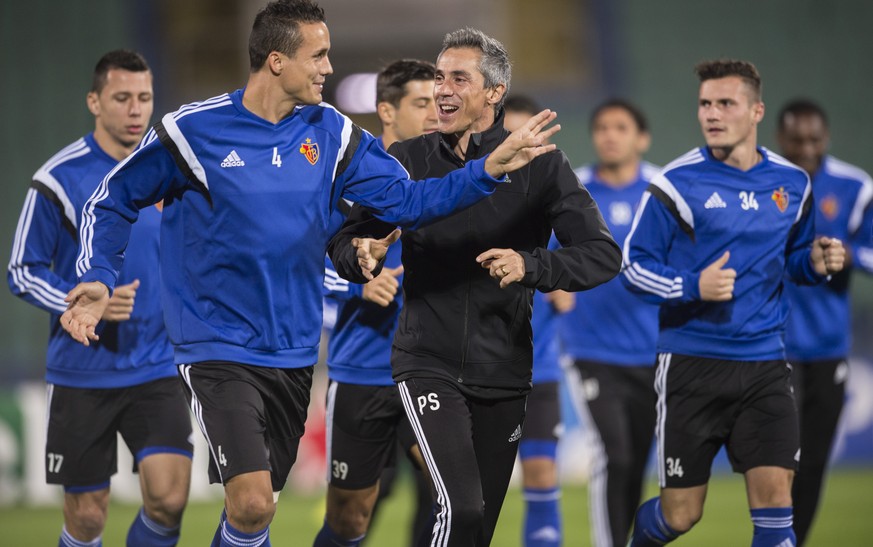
[
  {"xmin": 771, "ymin": 187, "xmax": 789, "ymax": 213},
  {"xmin": 299, "ymin": 138, "xmax": 319, "ymax": 165}
]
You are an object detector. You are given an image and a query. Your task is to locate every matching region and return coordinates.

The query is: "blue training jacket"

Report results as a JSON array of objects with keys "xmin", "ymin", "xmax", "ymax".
[
  {"xmin": 622, "ymin": 146, "xmax": 822, "ymax": 361},
  {"xmin": 8, "ymin": 133, "xmax": 174, "ymax": 388},
  {"xmin": 784, "ymin": 155, "xmax": 873, "ymax": 361},
  {"xmin": 531, "ymin": 234, "xmax": 564, "ymax": 384},
  {"xmin": 75, "ymin": 90, "xmax": 504, "ymax": 369},
  {"xmin": 560, "ymin": 163, "xmax": 661, "ymax": 366}
]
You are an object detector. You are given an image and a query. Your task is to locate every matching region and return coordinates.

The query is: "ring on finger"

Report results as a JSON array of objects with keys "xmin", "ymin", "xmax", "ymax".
[{"xmin": 500, "ymin": 266, "xmax": 508, "ymax": 276}]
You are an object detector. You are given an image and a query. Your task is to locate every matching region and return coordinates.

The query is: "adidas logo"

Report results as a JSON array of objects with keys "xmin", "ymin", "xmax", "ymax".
[
  {"xmin": 508, "ymin": 424, "xmax": 522, "ymax": 443},
  {"xmin": 220, "ymin": 150, "xmax": 245, "ymax": 168},
  {"xmin": 704, "ymin": 192, "xmax": 726, "ymax": 209}
]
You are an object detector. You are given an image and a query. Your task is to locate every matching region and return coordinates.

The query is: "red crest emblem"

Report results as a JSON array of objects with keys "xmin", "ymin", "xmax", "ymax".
[
  {"xmin": 820, "ymin": 195, "xmax": 839, "ymax": 220},
  {"xmin": 771, "ymin": 187, "xmax": 789, "ymax": 213},
  {"xmin": 299, "ymin": 138, "xmax": 319, "ymax": 165}
]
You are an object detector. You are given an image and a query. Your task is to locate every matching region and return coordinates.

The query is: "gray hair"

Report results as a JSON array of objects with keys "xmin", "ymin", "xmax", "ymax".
[{"xmin": 439, "ymin": 28, "xmax": 512, "ymax": 110}]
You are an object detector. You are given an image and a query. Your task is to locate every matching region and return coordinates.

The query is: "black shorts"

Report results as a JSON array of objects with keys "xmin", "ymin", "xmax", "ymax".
[
  {"xmin": 178, "ymin": 362, "xmax": 313, "ymax": 492},
  {"xmin": 45, "ymin": 377, "xmax": 193, "ymax": 488},
  {"xmin": 519, "ymin": 381, "xmax": 561, "ymax": 444},
  {"xmin": 655, "ymin": 353, "xmax": 799, "ymax": 488},
  {"xmin": 325, "ymin": 381, "xmax": 418, "ymax": 489}
]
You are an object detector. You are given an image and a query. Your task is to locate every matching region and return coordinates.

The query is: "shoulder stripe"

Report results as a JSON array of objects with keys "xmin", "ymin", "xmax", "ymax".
[
  {"xmin": 765, "ymin": 148, "xmax": 808, "ymax": 178},
  {"xmin": 825, "ymin": 157, "xmax": 873, "ymax": 235},
  {"xmin": 640, "ymin": 161, "xmax": 662, "ymax": 182},
  {"xmin": 170, "ymin": 94, "xmax": 232, "ymax": 121},
  {"xmin": 661, "ymin": 148, "xmax": 704, "ymax": 174},
  {"xmin": 40, "ymin": 139, "xmax": 89, "ymax": 175},
  {"xmin": 154, "ymin": 116, "xmax": 212, "ymax": 206},
  {"xmin": 795, "ymin": 181, "xmax": 813, "ymax": 225},
  {"xmin": 31, "ymin": 170, "xmax": 78, "ymax": 233},
  {"xmin": 648, "ymin": 174, "xmax": 695, "ymax": 239},
  {"xmin": 8, "ymin": 189, "xmax": 69, "ymax": 312}
]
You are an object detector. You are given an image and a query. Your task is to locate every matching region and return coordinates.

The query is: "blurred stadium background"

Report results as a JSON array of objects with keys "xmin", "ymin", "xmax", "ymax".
[{"xmin": 1, "ymin": 0, "xmax": 871, "ymax": 544}]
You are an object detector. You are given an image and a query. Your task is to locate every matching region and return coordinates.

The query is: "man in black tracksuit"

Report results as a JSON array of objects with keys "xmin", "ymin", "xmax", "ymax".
[{"xmin": 329, "ymin": 28, "xmax": 621, "ymax": 547}]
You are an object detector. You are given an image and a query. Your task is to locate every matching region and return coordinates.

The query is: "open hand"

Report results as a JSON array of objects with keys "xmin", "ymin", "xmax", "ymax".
[
  {"xmin": 60, "ymin": 281, "xmax": 111, "ymax": 346},
  {"xmin": 484, "ymin": 109, "xmax": 561, "ymax": 178}
]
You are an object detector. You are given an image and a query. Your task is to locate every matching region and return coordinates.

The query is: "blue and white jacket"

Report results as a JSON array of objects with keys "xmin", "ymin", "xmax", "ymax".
[
  {"xmin": 784, "ymin": 155, "xmax": 873, "ymax": 361},
  {"xmin": 8, "ymin": 133, "xmax": 174, "ymax": 388},
  {"xmin": 622, "ymin": 147, "xmax": 822, "ymax": 361},
  {"xmin": 75, "ymin": 89, "xmax": 503, "ymax": 369},
  {"xmin": 560, "ymin": 163, "xmax": 661, "ymax": 366}
]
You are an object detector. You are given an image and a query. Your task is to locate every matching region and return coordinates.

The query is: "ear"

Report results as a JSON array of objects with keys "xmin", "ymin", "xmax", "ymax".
[
  {"xmin": 637, "ymin": 132, "xmax": 652, "ymax": 155},
  {"xmin": 752, "ymin": 101, "xmax": 765, "ymax": 124},
  {"xmin": 267, "ymin": 52, "xmax": 284, "ymax": 76},
  {"xmin": 86, "ymin": 91, "xmax": 100, "ymax": 116},
  {"xmin": 486, "ymin": 83, "xmax": 506, "ymax": 107},
  {"xmin": 377, "ymin": 101, "xmax": 395, "ymax": 127}
]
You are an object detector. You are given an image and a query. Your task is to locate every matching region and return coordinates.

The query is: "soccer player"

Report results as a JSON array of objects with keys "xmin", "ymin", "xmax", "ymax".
[
  {"xmin": 7, "ymin": 50, "xmax": 193, "ymax": 547},
  {"xmin": 622, "ymin": 59, "xmax": 846, "ymax": 547},
  {"xmin": 564, "ymin": 99, "xmax": 660, "ymax": 547},
  {"xmin": 59, "ymin": 3, "xmax": 558, "ymax": 546},
  {"xmin": 329, "ymin": 29, "xmax": 621, "ymax": 546},
  {"xmin": 776, "ymin": 99, "xmax": 873, "ymax": 546},
  {"xmin": 503, "ymin": 95, "xmax": 575, "ymax": 547},
  {"xmin": 316, "ymin": 58, "xmax": 438, "ymax": 547}
]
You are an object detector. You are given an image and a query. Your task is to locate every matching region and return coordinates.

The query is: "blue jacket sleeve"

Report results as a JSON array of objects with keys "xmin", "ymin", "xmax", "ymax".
[
  {"xmin": 323, "ymin": 254, "xmax": 362, "ymax": 302},
  {"xmin": 336, "ymin": 133, "xmax": 504, "ymax": 230},
  {"xmin": 784, "ymin": 187, "xmax": 824, "ymax": 285},
  {"xmin": 7, "ymin": 188, "xmax": 73, "ymax": 313},
  {"xmin": 850, "ymin": 196, "xmax": 873, "ymax": 275},
  {"xmin": 76, "ymin": 136, "xmax": 187, "ymax": 290},
  {"xmin": 621, "ymin": 191, "xmax": 701, "ymax": 304}
]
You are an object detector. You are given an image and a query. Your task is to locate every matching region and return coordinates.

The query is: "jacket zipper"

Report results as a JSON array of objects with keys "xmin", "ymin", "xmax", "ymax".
[{"xmin": 459, "ymin": 205, "xmax": 473, "ymax": 384}]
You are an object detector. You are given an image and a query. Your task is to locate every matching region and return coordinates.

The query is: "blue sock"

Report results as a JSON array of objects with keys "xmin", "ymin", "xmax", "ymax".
[
  {"xmin": 523, "ymin": 487, "xmax": 561, "ymax": 547},
  {"xmin": 211, "ymin": 509, "xmax": 227, "ymax": 547},
  {"xmin": 313, "ymin": 519, "xmax": 365, "ymax": 546},
  {"xmin": 126, "ymin": 507, "xmax": 180, "ymax": 546},
  {"xmin": 750, "ymin": 507, "xmax": 795, "ymax": 547},
  {"xmin": 59, "ymin": 527, "xmax": 102, "ymax": 547},
  {"xmin": 629, "ymin": 497, "xmax": 681, "ymax": 546},
  {"xmin": 219, "ymin": 518, "xmax": 271, "ymax": 547}
]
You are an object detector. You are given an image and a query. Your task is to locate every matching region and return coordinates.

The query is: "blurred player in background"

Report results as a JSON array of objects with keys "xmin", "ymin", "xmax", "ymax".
[
  {"xmin": 564, "ymin": 99, "xmax": 660, "ymax": 547},
  {"xmin": 317, "ymin": 58, "xmax": 437, "ymax": 547},
  {"xmin": 7, "ymin": 49, "xmax": 193, "ymax": 547},
  {"xmin": 776, "ymin": 98, "xmax": 873, "ymax": 546},
  {"xmin": 623, "ymin": 59, "xmax": 845, "ymax": 547},
  {"xmin": 504, "ymin": 94, "xmax": 575, "ymax": 547}
]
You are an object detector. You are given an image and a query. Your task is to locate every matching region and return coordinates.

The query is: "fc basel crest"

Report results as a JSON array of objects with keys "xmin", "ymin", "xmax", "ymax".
[
  {"xmin": 771, "ymin": 186, "xmax": 789, "ymax": 213},
  {"xmin": 299, "ymin": 138, "xmax": 319, "ymax": 165},
  {"xmin": 820, "ymin": 194, "xmax": 839, "ymax": 220}
]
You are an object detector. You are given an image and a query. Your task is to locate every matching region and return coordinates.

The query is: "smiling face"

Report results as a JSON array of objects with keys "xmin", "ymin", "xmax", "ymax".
[
  {"xmin": 698, "ymin": 76, "xmax": 764, "ymax": 156},
  {"xmin": 278, "ymin": 21, "xmax": 333, "ymax": 106},
  {"xmin": 434, "ymin": 47, "xmax": 503, "ymax": 138},
  {"xmin": 87, "ymin": 68, "xmax": 153, "ymax": 160}
]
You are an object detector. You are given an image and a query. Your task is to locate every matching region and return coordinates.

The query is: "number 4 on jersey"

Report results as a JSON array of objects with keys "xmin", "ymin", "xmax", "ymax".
[{"xmin": 272, "ymin": 147, "xmax": 282, "ymax": 168}]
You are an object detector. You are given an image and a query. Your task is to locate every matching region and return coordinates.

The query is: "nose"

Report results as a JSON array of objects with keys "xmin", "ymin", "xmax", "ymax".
[
  {"xmin": 323, "ymin": 56, "xmax": 333, "ymax": 76},
  {"xmin": 129, "ymin": 98, "xmax": 142, "ymax": 117}
]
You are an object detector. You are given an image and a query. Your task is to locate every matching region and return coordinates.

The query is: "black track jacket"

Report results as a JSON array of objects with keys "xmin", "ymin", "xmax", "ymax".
[{"xmin": 328, "ymin": 112, "xmax": 621, "ymax": 392}]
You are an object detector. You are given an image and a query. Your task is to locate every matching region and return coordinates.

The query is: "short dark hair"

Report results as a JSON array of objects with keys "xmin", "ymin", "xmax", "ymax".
[
  {"xmin": 503, "ymin": 95, "xmax": 541, "ymax": 117},
  {"xmin": 376, "ymin": 59, "xmax": 436, "ymax": 108},
  {"xmin": 777, "ymin": 98, "xmax": 828, "ymax": 131},
  {"xmin": 589, "ymin": 99, "xmax": 649, "ymax": 133},
  {"xmin": 694, "ymin": 59, "xmax": 762, "ymax": 101},
  {"xmin": 249, "ymin": 0, "xmax": 326, "ymax": 71},
  {"xmin": 440, "ymin": 28, "xmax": 511, "ymax": 110},
  {"xmin": 91, "ymin": 50, "xmax": 150, "ymax": 93}
]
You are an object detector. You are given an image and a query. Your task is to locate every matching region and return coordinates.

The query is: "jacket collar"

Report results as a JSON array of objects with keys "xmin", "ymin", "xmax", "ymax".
[{"xmin": 438, "ymin": 108, "xmax": 509, "ymax": 162}]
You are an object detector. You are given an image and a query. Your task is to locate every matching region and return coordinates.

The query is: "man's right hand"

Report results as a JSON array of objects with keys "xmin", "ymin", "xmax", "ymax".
[
  {"xmin": 60, "ymin": 281, "xmax": 111, "ymax": 346},
  {"xmin": 102, "ymin": 279, "xmax": 140, "ymax": 322},
  {"xmin": 698, "ymin": 251, "xmax": 736, "ymax": 301},
  {"xmin": 362, "ymin": 265, "xmax": 404, "ymax": 307},
  {"xmin": 352, "ymin": 228, "xmax": 401, "ymax": 280}
]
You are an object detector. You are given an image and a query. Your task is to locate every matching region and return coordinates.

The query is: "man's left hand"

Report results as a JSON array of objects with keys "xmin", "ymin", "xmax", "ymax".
[{"xmin": 476, "ymin": 248, "xmax": 525, "ymax": 288}]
